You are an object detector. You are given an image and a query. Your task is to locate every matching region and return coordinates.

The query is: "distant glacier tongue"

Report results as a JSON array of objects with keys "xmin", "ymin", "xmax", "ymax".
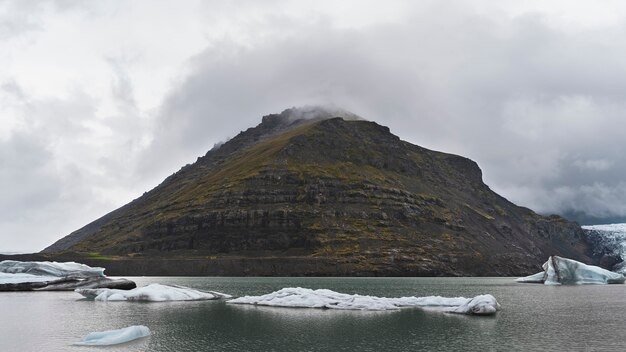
[{"xmin": 583, "ymin": 223, "xmax": 626, "ymax": 274}]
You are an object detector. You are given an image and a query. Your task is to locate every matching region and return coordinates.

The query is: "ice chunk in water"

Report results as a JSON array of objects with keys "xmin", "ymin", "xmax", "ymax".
[
  {"xmin": 0, "ymin": 260, "xmax": 104, "ymax": 278},
  {"xmin": 76, "ymin": 283, "xmax": 231, "ymax": 301},
  {"xmin": 74, "ymin": 325, "xmax": 150, "ymax": 346},
  {"xmin": 516, "ymin": 256, "xmax": 625, "ymax": 285},
  {"xmin": 227, "ymin": 287, "xmax": 500, "ymax": 316},
  {"xmin": 0, "ymin": 260, "xmax": 133, "ymax": 291},
  {"xmin": 447, "ymin": 294, "xmax": 501, "ymax": 315},
  {"xmin": 0, "ymin": 272, "xmax": 59, "ymax": 284},
  {"xmin": 515, "ymin": 271, "xmax": 545, "ymax": 284}
]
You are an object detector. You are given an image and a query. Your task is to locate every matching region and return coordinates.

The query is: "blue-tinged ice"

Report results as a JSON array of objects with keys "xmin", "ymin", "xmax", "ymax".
[
  {"xmin": 514, "ymin": 271, "xmax": 545, "ymax": 284},
  {"xmin": 74, "ymin": 325, "xmax": 150, "ymax": 346},
  {"xmin": 516, "ymin": 256, "xmax": 625, "ymax": 285},
  {"xmin": 0, "ymin": 272, "xmax": 59, "ymax": 284},
  {"xmin": 76, "ymin": 283, "xmax": 232, "ymax": 301},
  {"xmin": 0, "ymin": 260, "xmax": 104, "ymax": 278},
  {"xmin": 1, "ymin": 261, "xmax": 134, "ymax": 291},
  {"xmin": 227, "ymin": 287, "xmax": 500, "ymax": 316}
]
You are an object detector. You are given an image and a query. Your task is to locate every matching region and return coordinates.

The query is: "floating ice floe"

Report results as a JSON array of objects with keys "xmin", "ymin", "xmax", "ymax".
[
  {"xmin": 76, "ymin": 283, "xmax": 232, "ymax": 302},
  {"xmin": 227, "ymin": 287, "xmax": 500, "ymax": 316},
  {"xmin": 74, "ymin": 325, "xmax": 150, "ymax": 346},
  {"xmin": 0, "ymin": 260, "xmax": 136, "ymax": 291},
  {"xmin": 516, "ymin": 256, "xmax": 626, "ymax": 285}
]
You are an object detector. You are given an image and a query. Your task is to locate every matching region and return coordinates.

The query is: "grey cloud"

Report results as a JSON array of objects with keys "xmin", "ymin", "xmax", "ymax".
[
  {"xmin": 0, "ymin": 129, "xmax": 70, "ymax": 251},
  {"xmin": 277, "ymin": 106, "xmax": 362, "ymax": 122},
  {"xmin": 0, "ymin": 77, "xmax": 149, "ymax": 251},
  {"xmin": 572, "ymin": 159, "xmax": 613, "ymax": 172},
  {"xmin": 0, "ymin": 132, "xmax": 58, "ymax": 216},
  {"xmin": 0, "ymin": 0, "xmax": 91, "ymax": 40},
  {"xmin": 7, "ymin": 1, "xmax": 626, "ymax": 253},
  {"xmin": 143, "ymin": 24, "xmax": 426, "ymax": 173},
  {"xmin": 0, "ymin": 0, "xmax": 42, "ymax": 39},
  {"xmin": 106, "ymin": 57, "xmax": 137, "ymax": 112}
]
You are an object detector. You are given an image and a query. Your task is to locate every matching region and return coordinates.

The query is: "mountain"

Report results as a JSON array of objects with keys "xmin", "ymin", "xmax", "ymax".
[{"xmin": 42, "ymin": 107, "xmax": 593, "ymax": 276}]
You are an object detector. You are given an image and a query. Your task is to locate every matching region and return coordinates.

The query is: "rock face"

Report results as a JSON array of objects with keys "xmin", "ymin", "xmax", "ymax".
[{"xmin": 42, "ymin": 107, "xmax": 593, "ymax": 276}]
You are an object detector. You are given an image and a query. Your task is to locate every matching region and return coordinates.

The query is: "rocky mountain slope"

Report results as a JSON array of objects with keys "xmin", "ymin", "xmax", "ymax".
[{"xmin": 42, "ymin": 107, "xmax": 593, "ymax": 276}]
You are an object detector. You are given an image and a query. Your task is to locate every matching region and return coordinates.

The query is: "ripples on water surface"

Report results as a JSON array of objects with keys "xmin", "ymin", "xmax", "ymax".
[{"xmin": 2, "ymin": 277, "xmax": 626, "ymax": 351}]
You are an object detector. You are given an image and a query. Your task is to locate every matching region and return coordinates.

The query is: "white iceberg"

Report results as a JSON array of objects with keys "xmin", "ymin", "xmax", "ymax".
[
  {"xmin": 516, "ymin": 256, "xmax": 626, "ymax": 285},
  {"xmin": 514, "ymin": 271, "xmax": 545, "ymax": 284},
  {"xmin": 0, "ymin": 260, "xmax": 135, "ymax": 291},
  {"xmin": 0, "ymin": 260, "xmax": 104, "ymax": 278},
  {"xmin": 0, "ymin": 272, "xmax": 59, "ymax": 284},
  {"xmin": 74, "ymin": 325, "xmax": 150, "ymax": 346},
  {"xmin": 227, "ymin": 287, "xmax": 500, "ymax": 316},
  {"xmin": 76, "ymin": 283, "xmax": 232, "ymax": 302}
]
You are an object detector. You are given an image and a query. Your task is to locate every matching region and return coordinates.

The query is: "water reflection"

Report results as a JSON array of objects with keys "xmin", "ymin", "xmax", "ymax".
[{"xmin": 228, "ymin": 303, "xmax": 394, "ymax": 319}]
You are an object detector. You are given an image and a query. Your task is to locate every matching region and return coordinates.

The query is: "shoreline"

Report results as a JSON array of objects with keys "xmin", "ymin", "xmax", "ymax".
[{"xmin": 0, "ymin": 253, "xmax": 539, "ymax": 277}]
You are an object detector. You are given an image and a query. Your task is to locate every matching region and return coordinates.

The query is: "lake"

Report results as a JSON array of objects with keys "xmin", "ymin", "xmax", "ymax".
[{"xmin": 2, "ymin": 277, "xmax": 626, "ymax": 351}]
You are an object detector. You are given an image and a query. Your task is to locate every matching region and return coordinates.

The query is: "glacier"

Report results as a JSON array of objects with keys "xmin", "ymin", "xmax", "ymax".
[
  {"xmin": 0, "ymin": 260, "xmax": 135, "ymax": 291},
  {"xmin": 74, "ymin": 325, "xmax": 150, "ymax": 346},
  {"xmin": 227, "ymin": 287, "xmax": 500, "ymax": 316},
  {"xmin": 516, "ymin": 256, "xmax": 625, "ymax": 285},
  {"xmin": 583, "ymin": 223, "xmax": 626, "ymax": 274},
  {"xmin": 0, "ymin": 260, "xmax": 104, "ymax": 278},
  {"xmin": 76, "ymin": 283, "xmax": 232, "ymax": 302}
]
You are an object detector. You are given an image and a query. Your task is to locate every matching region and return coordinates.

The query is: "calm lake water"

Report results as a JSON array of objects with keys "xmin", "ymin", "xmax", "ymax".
[{"xmin": 2, "ymin": 277, "xmax": 626, "ymax": 351}]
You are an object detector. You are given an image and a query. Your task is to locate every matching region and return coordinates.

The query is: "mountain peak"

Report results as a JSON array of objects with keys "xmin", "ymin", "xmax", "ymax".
[
  {"xmin": 203, "ymin": 106, "xmax": 361, "ymax": 161},
  {"xmin": 261, "ymin": 106, "xmax": 362, "ymax": 126}
]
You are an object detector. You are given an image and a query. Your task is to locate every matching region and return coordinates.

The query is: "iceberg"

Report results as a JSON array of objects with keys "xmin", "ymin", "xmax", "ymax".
[
  {"xmin": 76, "ymin": 283, "xmax": 232, "ymax": 302},
  {"xmin": 227, "ymin": 287, "xmax": 500, "ymax": 316},
  {"xmin": 514, "ymin": 271, "xmax": 545, "ymax": 284},
  {"xmin": 39, "ymin": 277, "xmax": 136, "ymax": 291},
  {"xmin": 516, "ymin": 256, "xmax": 626, "ymax": 285},
  {"xmin": 74, "ymin": 325, "xmax": 150, "ymax": 346},
  {"xmin": 0, "ymin": 260, "xmax": 104, "ymax": 278},
  {"xmin": 0, "ymin": 272, "xmax": 58, "ymax": 284},
  {"xmin": 0, "ymin": 260, "xmax": 136, "ymax": 291}
]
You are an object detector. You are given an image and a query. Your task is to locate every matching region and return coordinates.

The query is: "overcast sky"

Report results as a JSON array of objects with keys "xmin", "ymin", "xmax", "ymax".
[{"xmin": 3, "ymin": 0, "xmax": 626, "ymax": 252}]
